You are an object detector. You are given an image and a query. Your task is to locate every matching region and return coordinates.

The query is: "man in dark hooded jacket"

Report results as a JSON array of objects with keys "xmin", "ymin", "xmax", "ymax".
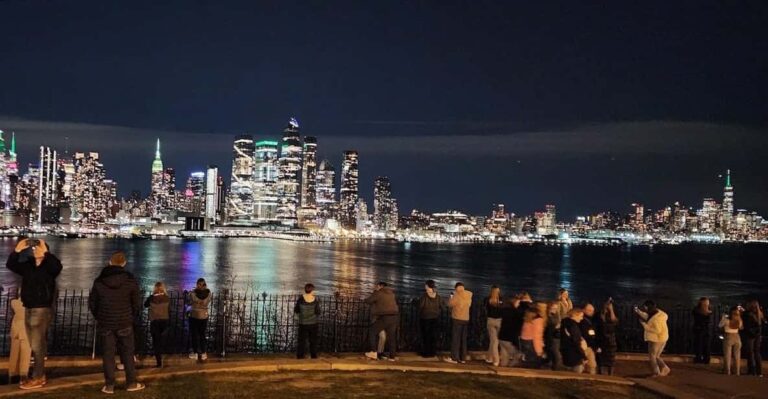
[{"xmin": 89, "ymin": 252, "xmax": 144, "ymax": 394}]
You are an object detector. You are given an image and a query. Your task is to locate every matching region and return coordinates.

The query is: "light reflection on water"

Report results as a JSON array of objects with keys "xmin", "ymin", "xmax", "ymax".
[{"xmin": 0, "ymin": 237, "xmax": 766, "ymax": 306}]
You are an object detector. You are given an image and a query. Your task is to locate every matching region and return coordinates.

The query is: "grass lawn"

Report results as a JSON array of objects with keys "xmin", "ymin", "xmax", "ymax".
[{"xmin": 19, "ymin": 370, "xmax": 662, "ymax": 399}]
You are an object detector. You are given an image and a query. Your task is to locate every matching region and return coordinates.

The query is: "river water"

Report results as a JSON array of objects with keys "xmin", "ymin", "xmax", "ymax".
[{"xmin": 0, "ymin": 237, "xmax": 765, "ymax": 306}]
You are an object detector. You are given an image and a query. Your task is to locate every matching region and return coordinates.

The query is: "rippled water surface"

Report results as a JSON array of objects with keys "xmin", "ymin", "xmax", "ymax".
[{"xmin": 0, "ymin": 237, "xmax": 765, "ymax": 306}]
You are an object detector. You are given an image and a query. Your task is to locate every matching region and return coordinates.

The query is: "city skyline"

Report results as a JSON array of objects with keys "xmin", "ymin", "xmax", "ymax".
[{"xmin": 1, "ymin": 2, "xmax": 767, "ymax": 218}]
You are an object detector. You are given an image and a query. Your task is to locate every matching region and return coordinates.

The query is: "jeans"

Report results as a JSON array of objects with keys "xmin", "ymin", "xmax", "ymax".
[
  {"xmin": 189, "ymin": 318, "xmax": 208, "ymax": 355},
  {"xmin": 692, "ymin": 328, "xmax": 711, "ymax": 364},
  {"xmin": 420, "ymin": 318, "xmax": 439, "ymax": 357},
  {"xmin": 722, "ymin": 333, "xmax": 742, "ymax": 376},
  {"xmin": 451, "ymin": 319, "xmax": 468, "ymax": 362},
  {"xmin": 547, "ymin": 337, "xmax": 563, "ymax": 370},
  {"xmin": 486, "ymin": 318, "xmax": 501, "ymax": 364},
  {"xmin": 25, "ymin": 308, "xmax": 51, "ymax": 379},
  {"xmin": 369, "ymin": 315, "xmax": 398, "ymax": 358},
  {"xmin": 584, "ymin": 347, "xmax": 597, "ymax": 375},
  {"xmin": 499, "ymin": 339, "xmax": 520, "ymax": 367},
  {"xmin": 150, "ymin": 320, "xmax": 169, "ymax": 366},
  {"xmin": 100, "ymin": 326, "xmax": 137, "ymax": 387},
  {"xmin": 648, "ymin": 341, "xmax": 668, "ymax": 375},
  {"xmin": 519, "ymin": 339, "xmax": 542, "ymax": 368},
  {"xmin": 297, "ymin": 324, "xmax": 319, "ymax": 359},
  {"xmin": 744, "ymin": 336, "xmax": 763, "ymax": 376}
]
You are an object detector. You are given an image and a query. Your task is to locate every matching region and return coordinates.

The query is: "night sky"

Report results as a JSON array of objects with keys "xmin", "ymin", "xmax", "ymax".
[{"xmin": 0, "ymin": 1, "xmax": 766, "ymax": 219}]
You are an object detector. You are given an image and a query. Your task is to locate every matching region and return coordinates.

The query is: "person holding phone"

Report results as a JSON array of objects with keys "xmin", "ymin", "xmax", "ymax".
[
  {"xmin": 188, "ymin": 278, "xmax": 212, "ymax": 361},
  {"xmin": 6, "ymin": 238, "xmax": 62, "ymax": 390},
  {"xmin": 635, "ymin": 300, "xmax": 670, "ymax": 377}
]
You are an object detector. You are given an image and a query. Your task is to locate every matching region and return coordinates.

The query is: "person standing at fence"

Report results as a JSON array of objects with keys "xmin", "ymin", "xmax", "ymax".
[
  {"xmin": 719, "ymin": 306, "xmax": 743, "ymax": 376},
  {"xmin": 444, "ymin": 282, "xmax": 472, "ymax": 364},
  {"xmin": 8, "ymin": 294, "xmax": 31, "ymax": 385},
  {"xmin": 417, "ymin": 280, "xmax": 444, "ymax": 358},
  {"xmin": 499, "ymin": 295, "xmax": 522, "ymax": 367},
  {"xmin": 294, "ymin": 283, "xmax": 321, "ymax": 359},
  {"xmin": 557, "ymin": 288, "xmax": 573, "ymax": 321},
  {"xmin": 188, "ymin": 278, "xmax": 212, "ymax": 361},
  {"xmin": 484, "ymin": 286, "xmax": 503, "ymax": 366},
  {"xmin": 560, "ymin": 308, "xmax": 588, "ymax": 373},
  {"xmin": 144, "ymin": 282, "xmax": 170, "ymax": 368},
  {"xmin": 635, "ymin": 300, "xmax": 670, "ymax": 377},
  {"xmin": 6, "ymin": 238, "xmax": 62, "ymax": 390},
  {"xmin": 364, "ymin": 282, "xmax": 399, "ymax": 361},
  {"xmin": 692, "ymin": 297, "xmax": 712, "ymax": 365},
  {"xmin": 519, "ymin": 302, "xmax": 546, "ymax": 368},
  {"xmin": 89, "ymin": 251, "xmax": 145, "ymax": 394},
  {"xmin": 579, "ymin": 303, "xmax": 598, "ymax": 375},
  {"xmin": 742, "ymin": 299, "xmax": 764, "ymax": 377},
  {"xmin": 597, "ymin": 298, "xmax": 618, "ymax": 375},
  {"xmin": 545, "ymin": 301, "xmax": 563, "ymax": 370}
]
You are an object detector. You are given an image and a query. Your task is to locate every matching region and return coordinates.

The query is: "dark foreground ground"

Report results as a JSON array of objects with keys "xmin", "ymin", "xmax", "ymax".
[{"xmin": 15, "ymin": 370, "xmax": 660, "ymax": 399}]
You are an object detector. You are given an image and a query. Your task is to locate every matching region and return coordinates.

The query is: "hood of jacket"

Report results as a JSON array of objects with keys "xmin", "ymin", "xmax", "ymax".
[
  {"xmin": 194, "ymin": 288, "xmax": 211, "ymax": 300},
  {"xmin": 97, "ymin": 266, "xmax": 133, "ymax": 289}
]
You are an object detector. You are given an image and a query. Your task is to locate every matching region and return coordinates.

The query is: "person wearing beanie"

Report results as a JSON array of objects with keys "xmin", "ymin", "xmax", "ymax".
[
  {"xmin": 417, "ymin": 280, "xmax": 445, "ymax": 358},
  {"xmin": 294, "ymin": 283, "xmax": 321, "ymax": 359},
  {"xmin": 6, "ymin": 238, "xmax": 62, "ymax": 390},
  {"xmin": 187, "ymin": 278, "xmax": 212, "ymax": 361},
  {"xmin": 89, "ymin": 251, "xmax": 144, "ymax": 394}
]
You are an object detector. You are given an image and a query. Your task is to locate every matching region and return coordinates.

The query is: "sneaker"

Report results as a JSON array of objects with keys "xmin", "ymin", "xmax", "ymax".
[
  {"xmin": 189, "ymin": 352, "xmax": 197, "ymax": 360},
  {"xmin": 101, "ymin": 385, "xmax": 115, "ymax": 394},
  {"xmin": 201, "ymin": 353, "xmax": 208, "ymax": 361},
  {"xmin": 19, "ymin": 378, "xmax": 44, "ymax": 390},
  {"xmin": 493, "ymin": 362, "xmax": 500, "ymax": 367},
  {"xmin": 459, "ymin": 360, "xmax": 467, "ymax": 364},
  {"xmin": 364, "ymin": 351, "xmax": 378, "ymax": 360},
  {"xmin": 443, "ymin": 357, "xmax": 458, "ymax": 364},
  {"xmin": 387, "ymin": 357, "xmax": 397, "ymax": 362},
  {"xmin": 126, "ymin": 382, "xmax": 146, "ymax": 392},
  {"xmin": 485, "ymin": 359, "xmax": 494, "ymax": 364},
  {"xmin": 660, "ymin": 366, "xmax": 671, "ymax": 376},
  {"xmin": 117, "ymin": 363, "xmax": 125, "ymax": 371}
]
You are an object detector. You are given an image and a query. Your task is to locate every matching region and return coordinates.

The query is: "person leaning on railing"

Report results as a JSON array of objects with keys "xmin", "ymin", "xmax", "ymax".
[
  {"xmin": 144, "ymin": 282, "xmax": 170, "ymax": 368},
  {"xmin": 294, "ymin": 283, "xmax": 321, "ymax": 359},
  {"xmin": 5, "ymin": 238, "xmax": 62, "ymax": 391}
]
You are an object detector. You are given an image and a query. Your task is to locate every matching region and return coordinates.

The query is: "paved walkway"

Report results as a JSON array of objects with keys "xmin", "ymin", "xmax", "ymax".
[{"xmin": 0, "ymin": 353, "xmax": 766, "ymax": 398}]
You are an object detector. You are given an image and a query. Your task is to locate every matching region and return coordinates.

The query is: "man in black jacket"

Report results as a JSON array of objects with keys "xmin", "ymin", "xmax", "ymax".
[
  {"xmin": 89, "ymin": 252, "xmax": 145, "ymax": 394},
  {"xmin": 6, "ymin": 238, "xmax": 62, "ymax": 390}
]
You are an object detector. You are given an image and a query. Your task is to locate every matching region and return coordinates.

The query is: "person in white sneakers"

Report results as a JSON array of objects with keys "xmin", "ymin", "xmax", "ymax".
[{"xmin": 634, "ymin": 300, "xmax": 670, "ymax": 377}]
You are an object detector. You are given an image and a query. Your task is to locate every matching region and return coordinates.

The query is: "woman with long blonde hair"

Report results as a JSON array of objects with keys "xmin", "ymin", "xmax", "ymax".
[
  {"xmin": 597, "ymin": 299, "xmax": 619, "ymax": 375},
  {"xmin": 743, "ymin": 299, "xmax": 764, "ymax": 376},
  {"xmin": 718, "ymin": 306, "xmax": 743, "ymax": 375},
  {"xmin": 484, "ymin": 286, "xmax": 503, "ymax": 366}
]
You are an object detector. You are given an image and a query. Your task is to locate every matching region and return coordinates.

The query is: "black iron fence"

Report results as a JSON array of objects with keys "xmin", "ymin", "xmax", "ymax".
[{"xmin": 0, "ymin": 290, "xmax": 763, "ymax": 358}]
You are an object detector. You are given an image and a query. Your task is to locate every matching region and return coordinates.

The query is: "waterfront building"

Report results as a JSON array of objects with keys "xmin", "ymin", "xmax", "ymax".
[
  {"xmin": 315, "ymin": 159, "xmax": 337, "ymax": 223},
  {"xmin": 356, "ymin": 197, "xmax": 369, "ymax": 233},
  {"xmin": 722, "ymin": 169, "xmax": 734, "ymax": 231},
  {"xmin": 298, "ymin": 136, "xmax": 318, "ymax": 227},
  {"xmin": 373, "ymin": 176, "xmax": 397, "ymax": 232},
  {"xmin": 205, "ymin": 165, "xmax": 219, "ymax": 225},
  {"xmin": 0, "ymin": 131, "xmax": 12, "ymax": 210},
  {"xmin": 339, "ymin": 150, "xmax": 359, "ymax": 229},
  {"xmin": 631, "ymin": 203, "xmax": 644, "ymax": 230},
  {"xmin": 276, "ymin": 118, "xmax": 303, "ymax": 226},
  {"xmin": 429, "ymin": 211, "xmax": 472, "ymax": 234},
  {"xmin": 34, "ymin": 146, "xmax": 59, "ymax": 225},
  {"xmin": 253, "ymin": 140, "xmax": 279, "ymax": 221},
  {"xmin": 698, "ymin": 198, "xmax": 720, "ymax": 233},
  {"xmin": 227, "ymin": 135, "xmax": 256, "ymax": 223},
  {"xmin": 186, "ymin": 172, "xmax": 205, "ymax": 216},
  {"xmin": 536, "ymin": 204, "xmax": 557, "ymax": 235}
]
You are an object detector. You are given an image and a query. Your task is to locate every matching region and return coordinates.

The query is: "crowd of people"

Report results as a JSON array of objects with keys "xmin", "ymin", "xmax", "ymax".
[{"xmin": 3, "ymin": 238, "xmax": 766, "ymax": 394}]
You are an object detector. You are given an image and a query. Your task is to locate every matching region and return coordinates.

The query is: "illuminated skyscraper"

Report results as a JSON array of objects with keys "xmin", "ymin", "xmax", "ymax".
[
  {"xmin": 71, "ymin": 152, "xmax": 109, "ymax": 227},
  {"xmin": 356, "ymin": 197, "xmax": 369, "ymax": 233},
  {"xmin": 253, "ymin": 140, "xmax": 279, "ymax": 221},
  {"xmin": 631, "ymin": 203, "xmax": 644, "ymax": 230},
  {"xmin": 300, "ymin": 136, "xmax": 318, "ymax": 209},
  {"xmin": 339, "ymin": 150, "xmax": 359, "ymax": 229},
  {"xmin": 373, "ymin": 176, "xmax": 397, "ymax": 232},
  {"xmin": 150, "ymin": 139, "xmax": 166, "ymax": 216},
  {"xmin": 227, "ymin": 135, "xmax": 255, "ymax": 223},
  {"xmin": 276, "ymin": 118, "xmax": 303, "ymax": 225},
  {"xmin": 315, "ymin": 159, "xmax": 336, "ymax": 221},
  {"xmin": 205, "ymin": 165, "xmax": 219, "ymax": 224},
  {"xmin": 186, "ymin": 171, "xmax": 205, "ymax": 216},
  {"xmin": 34, "ymin": 146, "xmax": 59, "ymax": 224},
  {"xmin": 722, "ymin": 169, "xmax": 734, "ymax": 231}
]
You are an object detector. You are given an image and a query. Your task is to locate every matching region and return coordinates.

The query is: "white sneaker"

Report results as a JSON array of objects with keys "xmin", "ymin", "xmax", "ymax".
[
  {"xmin": 493, "ymin": 362, "xmax": 500, "ymax": 367},
  {"xmin": 364, "ymin": 352, "xmax": 378, "ymax": 360},
  {"xmin": 189, "ymin": 352, "xmax": 197, "ymax": 360},
  {"xmin": 485, "ymin": 359, "xmax": 494, "ymax": 364},
  {"xmin": 100, "ymin": 385, "xmax": 114, "ymax": 394},
  {"xmin": 443, "ymin": 357, "xmax": 458, "ymax": 364},
  {"xmin": 660, "ymin": 366, "xmax": 671, "ymax": 376},
  {"xmin": 126, "ymin": 382, "xmax": 146, "ymax": 392},
  {"xmin": 116, "ymin": 363, "xmax": 125, "ymax": 371},
  {"xmin": 201, "ymin": 353, "xmax": 208, "ymax": 361}
]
